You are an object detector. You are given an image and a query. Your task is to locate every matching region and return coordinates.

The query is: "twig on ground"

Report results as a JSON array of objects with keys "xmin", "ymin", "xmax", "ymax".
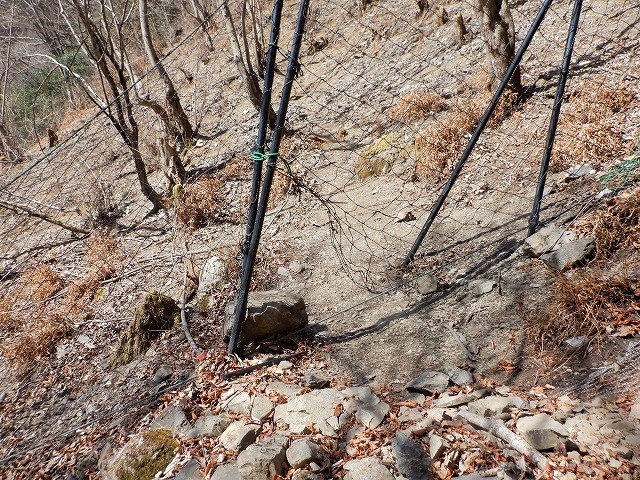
[{"xmin": 456, "ymin": 410, "xmax": 548, "ymax": 471}]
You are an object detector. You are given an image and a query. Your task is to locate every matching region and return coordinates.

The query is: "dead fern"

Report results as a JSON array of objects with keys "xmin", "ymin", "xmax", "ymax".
[
  {"xmin": 593, "ymin": 189, "xmax": 640, "ymax": 258},
  {"xmin": 176, "ymin": 176, "xmax": 227, "ymax": 228}
]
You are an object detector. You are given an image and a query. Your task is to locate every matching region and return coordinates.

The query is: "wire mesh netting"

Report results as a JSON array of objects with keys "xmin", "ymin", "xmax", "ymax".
[{"xmin": 0, "ymin": 0, "xmax": 639, "ymax": 476}]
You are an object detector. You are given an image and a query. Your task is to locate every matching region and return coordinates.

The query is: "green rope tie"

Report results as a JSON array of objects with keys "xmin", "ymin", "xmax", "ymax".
[
  {"xmin": 251, "ymin": 151, "xmax": 292, "ymax": 175},
  {"xmin": 599, "ymin": 157, "xmax": 640, "ymax": 191}
]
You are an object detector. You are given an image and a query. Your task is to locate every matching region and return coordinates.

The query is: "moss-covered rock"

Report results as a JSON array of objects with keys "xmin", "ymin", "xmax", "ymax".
[
  {"xmin": 110, "ymin": 292, "xmax": 179, "ymax": 367},
  {"xmin": 103, "ymin": 428, "xmax": 178, "ymax": 480},
  {"xmin": 355, "ymin": 133, "xmax": 410, "ymax": 180}
]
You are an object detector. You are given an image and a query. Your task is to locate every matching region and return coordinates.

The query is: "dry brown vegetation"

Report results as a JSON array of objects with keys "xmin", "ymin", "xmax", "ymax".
[
  {"xmin": 388, "ymin": 91, "xmax": 448, "ymax": 123},
  {"xmin": 593, "ymin": 189, "xmax": 640, "ymax": 257},
  {"xmin": 176, "ymin": 176, "xmax": 228, "ymax": 228}
]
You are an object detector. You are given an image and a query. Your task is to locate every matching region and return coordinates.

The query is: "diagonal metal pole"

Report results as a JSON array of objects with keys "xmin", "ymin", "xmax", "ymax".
[
  {"xmin": 228, "ymin": 0, "xmax": 310, "ymax": 355},
  {"xmin": 242, "ymin": 0, "xmax": 284, "ymax": 266},
  {"xmin": 403, "ymin": 0, "xmax": 554, "ymax": 266},
  {"xmin": 528, "ymin": 0, "xmax": 583, "ymax": 236}
]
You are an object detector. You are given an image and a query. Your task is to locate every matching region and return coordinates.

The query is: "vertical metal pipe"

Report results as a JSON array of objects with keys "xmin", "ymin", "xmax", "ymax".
[
  {"xmin": 404, "ymin": 0, "xmax": 554, "ymax": 266},
  {"xmin": 243, "ymin": 0, "xmax": 284, "ymax": 263},
  {"xmin": 228, "ymin": 0, "xmax": 309, "ymax": 355},
  {"xmin": 528, "ymin": 0, "xmax": 583, "ymax": 236}
]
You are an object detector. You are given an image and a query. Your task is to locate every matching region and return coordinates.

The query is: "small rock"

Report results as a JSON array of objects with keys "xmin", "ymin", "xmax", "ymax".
[
  {"xmin": 273, "ymin": 389, "xmax": 345, "ymax": 435},
  {"xmin": 417, "ymin": 274, "xmax": 438, "ymax": 294},
  {"xmin": 291, "ymin": 471, "xmax": 323, "ymax": 480},
  {"xmin": 355, "ymin": 402, "xmax": 390, "ymax": 429},
  {"xmin": 286, "ymin": 438, "xmax": 325, "ymax": 468},
  {"xmin": 198, "ymin": 256, "xmax": 226, "ymax": 295},
  {"xmin": 523, "ymin": 224, "xmax": 575, "ymax": 257},
  {"xmin": 251, "ymin": 396, "xmax": 275, "ymax": 422},
  {"xmin": 185, "ymin": 414, "xmax": 231, "ymax": 440},
  {"xmin": 150, "ymin": 365, "xmax": 173, "ymax": 386},
  {"xmin": 408, "ymin": 418, "xmax": 434, "ymax": 435},
  {"xmin": 406, "ymin": 371, "xmax": 450, "ymax": 395},
  {"xmin": 211, "ymin": 464, "xmax": 242, "ymax": 480},
  {"xmin": 226, "ymin": 392, "xmax": 252, "ymax": 416},
  {"xmin": 237, "ymin": 435, "xmax": 288, "ymax": 480},
  {"xmin": 266, "ymin": 381, "xmax": 303, "ymax": 397},
  {"xmin": 391, "ymin": 431, "xmax": 431, "ymax": 479},
  {"xmin": 77, "ymin": 333, "xmax": 96, "ymax": 349},
  {"xmin": 302, "ymin": 372, "xmax": 330, "ymax": 389},
  {"xmin": 429, "ymin": 434, "xmax": 447, "ymax": 461},
  {"xmin": 344, "ymin": 457, "xmax": 394, "ymax": 480},
  {"xmin": 398, "ymin": 406, "xmax": 423, "ymax": 423},
  {"xmin": 540, "ymin": 238, "xmax": 594, "ymax": 271},
  {"xmin": 150, "ymin": 406, "xmax": 191, "ymax": 436},
  {"xmin": 278, "ymin": 360, "xmax": 294, "ymax": 370},
  {"xmin": 433, "ymin": 392, "xmax": 475, "ymax": 408},
  {"xmin": 219, "ymin": 421, "xmax": 259, "ymax": 452},
  {"xmin": 565, "ymin": 336, "xmax": 588, "ymax": 349},
  {"xmin": 468, "ymin": 396, "xmax": 528, "ymax": 418},
  {"xmin": 277, "ymin": 266, "xmax": 290, "ymax": 276},
  {"xmin": 629, "ymin": 404, "xmax": 640, "ymax": 421},
  {"xmin": 0, "ymin": 391, "xmax": 6, "ymax": 403},
  {"xmin": 566, "ymin": 163, "xmax": 594, "ymax": 179},
  {"xmin": 289, "ymin": 262, "xmax": 305, "ymax": 274},
  {"xmin": 443, "ymin": 364, "xmax": 474, "ymax": 386},
  {"xmin": 397, "ymin": 208, "xmax": 415, "ymax": 222},
  {"xmin": 224, "ymin": 290, "xmax": 308, "ymax": 342},
  {"xmin": 468, "ymin": 279, "xmax": 496, "ymax": 296},
  {"xmin": 516, "ymin": 413, "xmax": 569, "ymax": 451},
  {"xmin": 175, "ymin": 458, "xmax": 204, "ymax": 480}
]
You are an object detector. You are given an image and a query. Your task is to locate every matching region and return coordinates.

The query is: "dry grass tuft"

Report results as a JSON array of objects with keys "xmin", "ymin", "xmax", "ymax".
[
  {"xmin": 388, "ymin": 91, "xmax": 448, "ymax": 123},
  {"xmin": 593, "ymin": 189, "xmax": 640, "ymax": 258},
  {"xmin": 85, "ymin": 234, "xmax": 124, "ymax": 278},
  {"xmin": 16, "ymin": 264, "xmax": 64, "ymax": 302},
  {"xmin": 176, "ymin": 176, "xmax": 227, "ymax": 228}
]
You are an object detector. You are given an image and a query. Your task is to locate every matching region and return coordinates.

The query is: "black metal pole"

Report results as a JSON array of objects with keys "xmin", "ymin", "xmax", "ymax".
[
  {"xmin": 528, "ymin": 0, "xmax": 583, "ymax": 236},
  {"xmin": 403, "ymin": 0, "xmax": 554, "ymax": 266},
  {"xmin": 228, "ymin": 0, "xmax": 309, "ymax": 355},
  {"xmin": 242, "ymin": 0, "xmax": 284, "ymax": 263}
]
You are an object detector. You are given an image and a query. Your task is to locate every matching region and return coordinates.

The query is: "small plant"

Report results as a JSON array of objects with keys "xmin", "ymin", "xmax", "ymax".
[
  {"xmin": 176, "ymin": 176, "xmax": 227, "ymax": 228},
  {"xmin": 593, "ymin": 188, "xmax": 640, "ymax": 258},
  {"xmin": 388, "ymin": 91, "xmax": 448, "ymax": 123},
  {"xmin": 16, "ymin": 264, "xmax": 64, "ymax": 302}
]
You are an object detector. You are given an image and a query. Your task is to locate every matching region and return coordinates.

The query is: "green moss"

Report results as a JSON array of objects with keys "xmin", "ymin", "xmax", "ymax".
[
  {"xmin": 355, "ymin": 133, "xmax": 410, "ymax": 180},
  {"xmin": 110, "ymin": 429, "xmax": 178, "ymax": 480}
]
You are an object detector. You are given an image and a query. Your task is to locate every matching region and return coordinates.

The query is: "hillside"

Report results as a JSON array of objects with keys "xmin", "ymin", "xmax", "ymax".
[{"xmin": 0, "ymin": 0, "xmax": 639, "ymax": 478}]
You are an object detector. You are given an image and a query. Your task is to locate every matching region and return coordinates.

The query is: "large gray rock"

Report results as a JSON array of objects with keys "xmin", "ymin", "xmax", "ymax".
[
  {"xmin": 219, "ymin": 422, "xmax": 259, "ymax": 452},
  {"xmin": 344, "ymin": 457, "xmax": 394, "ymax": 480},
  {"xmin": 468, "ymin": 396, "xmax": 528, "ymax": 418},
  {"xmin": 274, "ymin": 389, "xmax": 345, "ymax": 435},
  {"xmin": 211, "ymin": 464, "xmax": 242, "ymax": 480},
  {"xmin": 236, "ymin": 435, "xmax": 288, "ymax": 480},
  {"xmin": 355, "ymin": 402, "xmax": 390, "ymax": 429},
  {"xmin": 516, "ymin": 413, "xmax": 568, "ymax": 451},
  {"xmin": 523, "ymin": 224, "xmax": 575, "ymax": 257},
  {"xmin": 406, "ymin": 371, "xmax": 450, "ymax": 395},
  {"xmin": 225, "ymin": 290, "xmax": 308, "ymax": 342},
  {"xmin": 198, "ymin": 256, "xmax": 226, "ymax": 295},
  {"xmin": 391, "ymin": 431, "xmax": 431, "ymax": 479},
  {"xmin": 175, "ymin": 459, "xmax": 204, "ymax": 480},
  {"xmin": 150, "ymin": 406, "xmax": 191, "ymax": 436},
  {"xmin": 286, "ymin": 438, "xmax": 325, "ymax": 468},
  {"xmin": 540, "ymin": 238, "xmax": 594, "ymax": 271},
  {"xmin": 185, "ymin": 414, "xmax": 231, "ymax": 440}
]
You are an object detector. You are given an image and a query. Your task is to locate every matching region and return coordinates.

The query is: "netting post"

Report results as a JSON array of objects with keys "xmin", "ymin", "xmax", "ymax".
[
  {"xmin": 403, "ymin": 0, "xmax": 553, "ymax": 267},
  {"xmin": 528, "ymin": 0, "xmax": 583, "ymax": 236},
  {"xmin": 228, "ymin": 0, "xmax": 309, "ymax": 355},
  {"xmin": 242, "ymin": 0, "xmax": 284, "ymax": 265}
]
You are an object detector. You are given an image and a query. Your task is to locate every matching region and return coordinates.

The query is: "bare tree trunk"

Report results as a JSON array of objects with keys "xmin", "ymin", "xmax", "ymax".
[
  {"xmin": 475, "ymin": 0, "xmax": 521, "ymax": 93},
  {"xmin": 217, "ymin": 0, "xmax": 276, "ymax": 129}
]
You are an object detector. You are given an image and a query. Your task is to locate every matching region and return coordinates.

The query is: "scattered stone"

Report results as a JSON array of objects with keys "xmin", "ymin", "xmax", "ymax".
[
  {"xmin": 468, "ymin": 396, "xmax": 528, "ymax": 418},
  {"xmin": 226, "ymin": 392, "xmax": 252, "ymax": 416},
  {"xmin": 237, "ymin": 435, "xmax": 288, "ymax": 480},
  {"xmin": 406, "ymin": 371, "xmax": 450, "ymax": 395},
  {"xmin": 286, "ymin": 438, "xmax": 325, "ymax": 468},
  {"xmin": 289, "ymin": 262, "xmax": 305, "ymax": 274},
  {"xmin": 77, "ymin": 333, "xmax": 97, "ymax": 349},
  {"xmin": 211, "ymin": 464, "xmax": 242, "ymax": 480},
  {"xmin": 406, "ymin": 392, "xmax": 426, "ymax": 405},
  {"xmin": 219, "ymin": 422, "xmax": 259, "ymax": 452},
  {"xmin": 565, "ymin": 336, "xmax": 588, "ymax": 349},
  {"xmin": 277, "ymin": 266, "xmax": 290, "ymax": 276},
  {"xmin": 516, "ymin": 413, "xmax": 569, "ymax": 451},
  {"xmin": 417, "ymin": 274, "xmax": 438, "ymax": 294},
  {"xmin": 291, "ymin": 471, "xmax": 323, "ymax": 480},
  {"xmin": 429, "ymin": 434, "xmax": 447, "ymax": 461},
  {"xmin": 523, "ymin": 224, "xmax": 575, "ymax": 257},
  {"xmin": 252, "ymin": 396, "xmax": 275, "ymax": 422},
  {"xmin": 398, "ymin": 406, "xmax": 423, "ymax": 423},
  {"xmin": 397, "ymin": 208, "xmax": 415, "ymax": 222},
  {"xmin": 630, "ymin": 404, "xmax": 640, "ymax": 421},
  {"xmin": 185, "ymin": 414, "xmax": 231, "ymax": 440},
  {"xmin": 468, "ymin": 279, "xmax": 496, "ymax": 296},
  {"xmin": 175, "ymin": 459, "xmax": 204, "ymax": 480},
  {"xmin": 343, "ymin": 386, "xmax": 380, "ymax": 407},
  {"xmin": 540, "ymin": 238, "xmax": 594, "ymax": 271},
  {"xmin": 273, "ymin": 389, "xmax": 345, "ymax": 435},
  {"xmin": 102, "ymin": 429, "xmax": 178, "ymax": 480},
  {"xmin": 443, "ymin": 364, "xmax": 474, "ymax": 386},
  {"xmin": 224, "ymin": 290, "xmax": 308, "ymax": 342},
  {"xmin": 408, "ymin": 418, "xmax": 434, "ymax": 435},
  {"xmin": 150, "ymin": 406, "xmax": 191, "ymax": 436},
  {"xmin": 278, "ymin": 360, "xmax": 294, "ymax": 370},
  {"xmin": 198, "ymin": 257, "xmax": 225, "ymax": 295},
  {"xmin": 110, "ymin": 292, "xmax": 180, "ymax": 367},
  {"xmin": 344, "ymin": 457, "xmax": 394, "ymax": 480},
  {"xmin": 355, "ymin": 401, "xmax": 390, "ymax": 429},
  {"xmin": 150, "ymin": 365, "xmax": 173, "ymax": 386},
  {"xmin": 267, "ymin": 381, "xmax": 303, "ymax": 397},
  {"xmin": 433, "ymin": 392, "xmax": 475, "ymax": 408},
  {"xmin": 566, "ymin": 163, "xmax": 594, "ymax": 180},
  {"xmin": 302, "ymin": 372, "xmax": 330, "ymax": 389},
  {"xmin": 0, "ymin": 391, "xmax": 5, "ymax": 403},
  {"xmin": 391, "ymin": 431, "xmax": 431, "ymax": 479}
]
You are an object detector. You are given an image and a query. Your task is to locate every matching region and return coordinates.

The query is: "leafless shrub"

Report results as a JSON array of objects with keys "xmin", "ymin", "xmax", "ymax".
[
  {"xmin": 16, "ymin": 264, "xmax": 63, "ymax": 302},
  {"xmin": 176, "ymin": 176, "xmax": 227, "ymax": 228},
  {"xmin": 594, "ymin": 189, "xmax": 640, "ymax": 258},
  {"xmin": 388, "ymin": 91, "xmax": 448, "ymax": 123}
]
